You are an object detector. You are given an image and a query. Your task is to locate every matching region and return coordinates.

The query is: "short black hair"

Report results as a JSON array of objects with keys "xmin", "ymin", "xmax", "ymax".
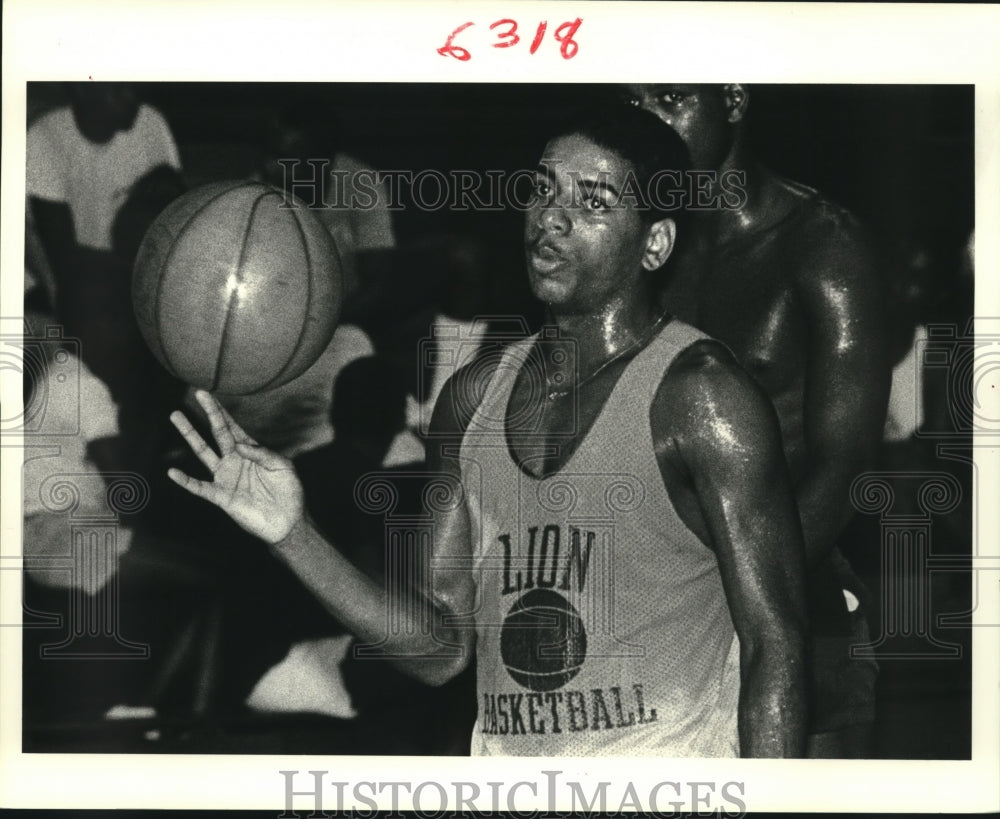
[{"xmin": 547, "ymin": 102, "xmax": 692, "ymax": 226}]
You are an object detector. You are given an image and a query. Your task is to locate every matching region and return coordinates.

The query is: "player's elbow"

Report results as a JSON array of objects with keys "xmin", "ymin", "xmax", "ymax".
[{"xmin": 406, "ymin": 615, "xmax": 475, "ymax": 687}]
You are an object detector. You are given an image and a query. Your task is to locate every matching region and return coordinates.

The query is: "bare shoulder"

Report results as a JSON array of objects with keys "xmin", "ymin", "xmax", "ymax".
[
  {"xmin": 778, "ymin": 177, "xmax": 867, "ymax": 236},
  {"xmin": 651, "ymin": 338, "xmax": 780, "ymax": 455},
  {"xmin": 786, "ymin": 185, "xmax": 877, "ymax": 284},
  {"xmin": 659, "ymin": 337, "xmax": 750, "ymax": 397},
  {"xmin": 427, "ymin": 343, "xmax": 507, "ymax": 440}
]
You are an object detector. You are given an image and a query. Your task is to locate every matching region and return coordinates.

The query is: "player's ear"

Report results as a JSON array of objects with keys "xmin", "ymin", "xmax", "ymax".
[
  {"xmin": 642, "ymin": 217, "xmax": 676, "ymax": 272},
  {"xmin": 722, "ymin": 84, "xmax": 749, "ymax": 124}
]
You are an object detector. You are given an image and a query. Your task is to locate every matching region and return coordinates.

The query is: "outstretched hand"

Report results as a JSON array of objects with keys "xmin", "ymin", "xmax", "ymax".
[{"xmin": 167, "ymin": 390, "xmax": 303, "ymax": 545}]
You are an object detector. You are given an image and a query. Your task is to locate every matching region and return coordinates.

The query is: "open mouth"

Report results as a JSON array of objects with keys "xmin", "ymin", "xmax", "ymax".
[{"xmin": 528, "ymin": 243, "xmax": 566, "ymax": 274}]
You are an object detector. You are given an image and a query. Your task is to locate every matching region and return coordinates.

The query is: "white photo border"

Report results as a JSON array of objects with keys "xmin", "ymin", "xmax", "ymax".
[{"xmin": 2, "ymin": 0, "xmax": 998, "ymax": 813}]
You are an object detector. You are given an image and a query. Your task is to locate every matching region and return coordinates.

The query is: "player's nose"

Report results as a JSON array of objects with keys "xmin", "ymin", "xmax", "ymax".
[{"xmin": 538, "ymin": 201, "xmax": 571, "ymax": 234}]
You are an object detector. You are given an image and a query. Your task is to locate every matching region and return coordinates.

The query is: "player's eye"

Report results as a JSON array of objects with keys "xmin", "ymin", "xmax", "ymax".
[
  {"xmin": 532, "ymin": 179, "xmax": 552, "ymax": 199},
  {"xmin": 584, "ymin": 194, "xmax": 610, "ymax": 212},
  {"xmin": 660, "ymin": 92, "xmax": 687, "ymax": 104}
]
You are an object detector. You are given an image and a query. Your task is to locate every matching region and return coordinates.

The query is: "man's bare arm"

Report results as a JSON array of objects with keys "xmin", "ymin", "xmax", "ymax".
[
  {"xmin": 167, "ymin": 380, "xmax": 481, "ymax": 686},
  {"xmin": 653, "ymin": 341, "xmax": 808, "ymax": 757},
  {"xmin": 796, "ymin": 226, "xmax": 891, "ymax": 566}
]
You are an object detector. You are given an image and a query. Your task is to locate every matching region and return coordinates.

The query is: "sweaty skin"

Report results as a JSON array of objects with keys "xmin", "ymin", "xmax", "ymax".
[
  {"xmin": 624, "ymin": 84, "xmax": 891, "ymax": 757},
  {"xmin": 622, "ymin": 83, "xmax": 891, "ymax": 570},
  {"xmin": 168, "ymin": 129, "xmax": 808, "ymax": 758}
]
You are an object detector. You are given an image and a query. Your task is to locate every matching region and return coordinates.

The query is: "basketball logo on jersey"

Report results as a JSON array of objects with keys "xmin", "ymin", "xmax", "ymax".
[
  {"xmin": 497, "ymin": 524, "xmax": 592, "ymax": 691},
  {"xmin": 481, "ymin": 525, "xmax": 661, "ymax": 738},
  {"xmin": 500, "ymin": 588, "xmax": 587, "ymax": 692}
]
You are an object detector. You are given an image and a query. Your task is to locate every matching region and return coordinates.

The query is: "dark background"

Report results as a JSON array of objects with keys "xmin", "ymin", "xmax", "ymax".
[
  {"xmin": 26, "ymin": 81, "xmax": 976, "ymax": 310},
  {"xmin": 25, "ymin": 81, "xmax": 975, "ymax": 335}
]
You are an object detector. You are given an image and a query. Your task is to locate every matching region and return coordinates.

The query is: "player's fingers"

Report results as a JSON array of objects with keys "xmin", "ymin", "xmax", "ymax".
[
  {"xmin": 167, "ymin": 467, "xmax": 225, "ymax": 507},
  {"xmin": 169, "ymin": 410, "xmax": 220, "ymax": 472},
  {"xmin": 235, "ymin": 442, "xmax": 286, "ymax": 471},
  {"xmin": 214, "ymin": 400, "xmax": 260, "ymax": 446},
  {"xmin": 195, "ymin": 390, "xmax": 236, "ymax": 453}
]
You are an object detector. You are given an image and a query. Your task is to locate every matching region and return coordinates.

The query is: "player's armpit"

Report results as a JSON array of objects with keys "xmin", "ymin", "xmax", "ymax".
[{"xmin": 652, "ymin": 341, "xmax": 808, "ymax": 757}]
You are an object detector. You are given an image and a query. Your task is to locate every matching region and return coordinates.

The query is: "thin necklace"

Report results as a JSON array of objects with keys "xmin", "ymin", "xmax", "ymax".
[{"xmin": 545, "ymin": 310, "xmax": 670, "ymax": 401}]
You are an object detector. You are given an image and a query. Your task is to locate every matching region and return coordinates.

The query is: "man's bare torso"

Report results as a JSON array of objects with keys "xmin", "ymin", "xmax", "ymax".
[{"xmin": 662, "ymin": 177, "xmax": 869, "ymax": 482}]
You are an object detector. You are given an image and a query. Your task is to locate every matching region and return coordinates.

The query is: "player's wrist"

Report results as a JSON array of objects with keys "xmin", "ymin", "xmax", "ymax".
[{"xmin": 269, "ymin": 513, "xmax": 307, "ymax": 550}]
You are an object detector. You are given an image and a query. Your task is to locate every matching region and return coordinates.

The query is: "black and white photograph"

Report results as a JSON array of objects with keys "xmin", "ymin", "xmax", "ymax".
[{"xmin": 2, "ymin": 2, "xmax": 998, "ymax": 815}]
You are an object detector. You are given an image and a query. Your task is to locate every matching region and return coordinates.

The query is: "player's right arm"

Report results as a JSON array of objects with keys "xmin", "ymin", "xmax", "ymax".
[
  {"xmin": 653, "ymin": 341, "xmax": 808, "ymax": 757},
  {"xmin": 167, "ymin": 376, "xmax": 482, "ymax": 686}
]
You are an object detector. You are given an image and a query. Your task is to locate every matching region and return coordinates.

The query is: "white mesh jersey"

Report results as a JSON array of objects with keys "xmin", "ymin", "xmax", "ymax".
[{"xmin": 460, "ymin": 319, "xmax": 741, "ymax": 757}]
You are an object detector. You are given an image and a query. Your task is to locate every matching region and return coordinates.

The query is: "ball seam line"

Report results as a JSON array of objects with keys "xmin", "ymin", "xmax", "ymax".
[
  {"xmin": 253, "ymin": 193, "xmax": 315, "ymax": 393},
  {"xmin": 210, "ymin": 188, "xmax": 271, "ymax": 392},
  {"xmin": 153, "ymin": 180, "xmax": 248, "ymax": 383}
]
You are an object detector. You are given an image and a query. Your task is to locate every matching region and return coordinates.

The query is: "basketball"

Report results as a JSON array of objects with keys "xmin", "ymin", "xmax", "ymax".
[
  {"xmin": 500, "ymin": 588, "xmax": 588, "ymax": 692},
  {"xmin": 132, "ymin": 181, "xmax": 342, "ymax": 395}
]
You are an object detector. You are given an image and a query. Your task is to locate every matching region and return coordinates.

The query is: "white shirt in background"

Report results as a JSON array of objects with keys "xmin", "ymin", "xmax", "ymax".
[{"xmin": 26, "ymin": 104, "xmax": 181, "ymax": 250}]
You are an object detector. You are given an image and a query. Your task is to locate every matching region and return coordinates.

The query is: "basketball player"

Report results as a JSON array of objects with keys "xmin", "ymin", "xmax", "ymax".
[
  {"xmin": 167, "ymin": 105, "xmax": 808, "ymax": 757},
  {"xmin": 621, "ymin": 84, "xmax": 891, "ymax": 757}
]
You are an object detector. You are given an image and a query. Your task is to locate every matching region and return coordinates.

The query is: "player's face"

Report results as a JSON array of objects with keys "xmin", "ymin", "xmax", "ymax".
[
  {"xmin": 621, "ymin": 84, "xmax": 733, "ymax": 170},
  {"xmin": 524, "ymin": 134, "xmax": 651, "ymax": 312}
]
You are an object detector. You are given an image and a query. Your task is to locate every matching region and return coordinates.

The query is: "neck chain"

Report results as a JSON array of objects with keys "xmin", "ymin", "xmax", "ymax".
[{"xmin": 545, "ymin": 311, "xmax": 669, "ymax": 401}]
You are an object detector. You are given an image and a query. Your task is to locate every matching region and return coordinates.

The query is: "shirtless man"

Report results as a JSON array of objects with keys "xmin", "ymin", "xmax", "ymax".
[
  {"xmin": 168, "ymin": 104, "xmax": 808, "ymax": 757},
  {"xmin": 622, "ymin": 83, "xmax": 891, "ymax": 757}
]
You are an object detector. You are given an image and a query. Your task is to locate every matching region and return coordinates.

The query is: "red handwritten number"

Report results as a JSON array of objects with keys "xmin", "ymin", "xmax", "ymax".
[
  {"xmin": 438, "ymin": 22, "xmax": 474, "ymax": 61},
  {"xmin": 439, "ymin": 18, "xmax": 581, "ymax": 61},
  {"xmin": 529, "ymin": 21, "xmax": 547, "ymax": 54},
  {"xmin": 490, "ymin": 19, "xmax": 520, "ymax": 48},
  {"xmin": 554, "ymin": 18, "xmax": 582, "ymax": 59}
]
